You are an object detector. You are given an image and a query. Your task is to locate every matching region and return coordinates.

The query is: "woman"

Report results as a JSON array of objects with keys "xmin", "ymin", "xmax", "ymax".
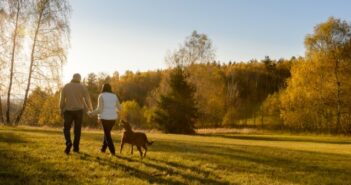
[{"xmin": 89, "ymin": 83, "xmax": 121, "ymax": 155}]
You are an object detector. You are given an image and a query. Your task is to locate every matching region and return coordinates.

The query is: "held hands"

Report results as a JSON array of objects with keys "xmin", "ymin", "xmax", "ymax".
[{"xmin": 87, "ymin": 111, "xmax": 93, "ymax": 117}]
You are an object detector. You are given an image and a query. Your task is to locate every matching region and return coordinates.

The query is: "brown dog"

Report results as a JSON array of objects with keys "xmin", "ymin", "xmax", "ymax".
[{"xmin": 120, "ymin": 120, "xmax": 153, "ymax": 158}]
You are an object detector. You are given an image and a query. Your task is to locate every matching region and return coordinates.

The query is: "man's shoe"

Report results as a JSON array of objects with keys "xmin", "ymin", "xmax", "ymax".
[
  {"xmin": 65, "ymin": 143, "xmax": 72, "ymax": 155},
  {"xmin": 73, "ymin": 148, "xmax": 79, "ymax": 153}
]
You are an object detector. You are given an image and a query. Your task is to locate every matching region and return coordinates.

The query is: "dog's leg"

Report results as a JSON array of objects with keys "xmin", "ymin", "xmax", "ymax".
[
  {"xmin": 142, "ymin": 145, "xmax": 147, "ymax": 157},
  {"xmin": 137, "ymin": 146, "xmax": 143, "ymax": 158}
]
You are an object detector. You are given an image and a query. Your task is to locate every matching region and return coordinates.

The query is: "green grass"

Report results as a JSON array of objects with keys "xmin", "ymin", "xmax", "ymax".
[{"xmin": 0, "ymin": 126, "xmax": 350, "ymax": 185}]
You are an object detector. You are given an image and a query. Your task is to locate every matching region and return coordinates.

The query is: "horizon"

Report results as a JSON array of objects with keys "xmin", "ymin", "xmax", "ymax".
[{"xmin": 63, "ymin": 0, "xmax": 351, "ymax": 82}]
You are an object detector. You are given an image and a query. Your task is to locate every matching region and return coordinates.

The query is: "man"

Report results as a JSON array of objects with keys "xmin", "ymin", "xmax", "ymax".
[{"xmin": 59, "ymin": 73, "xmax": 93, "ymax": 154}]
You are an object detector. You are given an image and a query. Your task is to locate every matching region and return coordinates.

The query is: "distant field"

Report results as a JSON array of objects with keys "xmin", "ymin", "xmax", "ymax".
[{"xmin": 0, "ymin": 126, "xmax": 350, "ymax": 185}]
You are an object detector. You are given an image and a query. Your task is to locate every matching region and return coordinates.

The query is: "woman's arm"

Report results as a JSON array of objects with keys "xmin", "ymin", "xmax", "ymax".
[
  {"xmin": 90, "ymin": 94, "xmax": 103, "ymax": 116},
  {"xmin": 116, "ymin": 95, "xmax": 121, "ymax": 112}
]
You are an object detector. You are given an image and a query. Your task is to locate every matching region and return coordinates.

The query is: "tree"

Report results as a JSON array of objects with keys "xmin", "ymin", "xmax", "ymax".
[
  {"xmin": 0, "ymin": 0, "xmax": 70, "ymax": 125},
  {"xmin": 153, "ymin": 67, "xmax": 198, "ymax": 134},
  {"xmin": 281, "ymin": 17, "xmax": 351, "ymax": 133},
  {"xmin": 1, "ymin": 0, "xmax": 26, "ymax": 124},
  {"xmin": 188, "ymin": 63, "xmax": 226, "ymax": 127},
  {"xmin": 83, "ymin": 73, "xmax": 100, "ymax": 127},
  {"xmin": 223, "ymin": 61, "xmax": 287, "ymax": 126},
  {"xmin": 305, "ymin": 17, "xmax": 351, "ymax": 132},
  {"xmin": 222, "ymin": 107, "xmax": 240, "ymax": 127},
  {"xmin": 38, "ymin": 91, "xmax": 61, "ymax": 126},
  {"xmin": 165, "ymin": 31, "xmax": 219, "ymax": 127},
  {"xmin": 166, "ymin": 30, "xmax": 215, "ymax": 67},
  {"xmin": 114, "ymin": 71, "xmax": 162, "ymax": 106},
  {"xmin": 0, "ymin": 7, "xmax": 6, "ymax": 123},
  {"xmin": 0, "ymin": 96, "xmax": 3, "ymax": 123},
  {"xmin": 21, "ymin": 87, "xmax": 48, "ymax": 125},
  {"xmin": 15, "ymin": 0, "xmax": 71, "ymax": 124},
  {"xmin": 280, "ymin": 59, "xmax": 328, "ymax": 131},
  {"xmin": 119, "ymin": 100, "xmax": 145, "ymax": 128},
  {"xmin": 259, "ymin": 92, "xmax": 282, "ymax": 128}
]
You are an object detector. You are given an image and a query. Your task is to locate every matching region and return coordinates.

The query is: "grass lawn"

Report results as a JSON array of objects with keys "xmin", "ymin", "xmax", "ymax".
[{"xmin": 0, "ymin": 126, "xmax": 350, "ymax": 185}]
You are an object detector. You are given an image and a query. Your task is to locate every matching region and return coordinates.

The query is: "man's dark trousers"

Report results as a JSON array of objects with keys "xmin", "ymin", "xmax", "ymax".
[{"xmin": 63, "ymin": 110, "xmax": 83, "ymax": 152}]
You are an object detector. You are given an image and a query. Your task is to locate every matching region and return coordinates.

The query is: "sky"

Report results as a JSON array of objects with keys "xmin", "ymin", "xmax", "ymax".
[{"xmin": 63, "ymin": 0, "xmax": 351, "ymax": 82}]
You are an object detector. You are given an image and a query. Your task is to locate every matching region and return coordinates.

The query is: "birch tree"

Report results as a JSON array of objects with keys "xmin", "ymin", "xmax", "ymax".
[
  {"xmin": 0, "ymin": 7, "xmax": 5, "ymax": 123},
  {"xmin": 14, "ymin": 0, "xmax": 70, "ymax": 124},
  {"xmin": 0, "ymin": 0, "xmax": 26, "ymax": 124}
]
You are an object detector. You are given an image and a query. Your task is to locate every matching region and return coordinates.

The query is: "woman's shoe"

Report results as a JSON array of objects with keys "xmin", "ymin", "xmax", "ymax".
[{"xmin": 64, "ymin": 143, "xmax": 72, "ymax": 155}]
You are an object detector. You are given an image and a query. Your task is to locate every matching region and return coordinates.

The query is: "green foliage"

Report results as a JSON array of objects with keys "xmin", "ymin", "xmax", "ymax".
[
  {"xmin": 258, "ymin": 92, "xmax": 283, "ymax": 128},
  {"xmin": 142, "ymin": 106, "xmax": 157, "ymax": 129},
  {"xmin": 153, "ymin": 67, "xmax": 198, "ymax": 134},
  {"xmin": 19, "ymin": 58, "xmax": 291, "ymax": 130},
  {"xmin": 119, "ymin": 100, "xmax": 145, "ymax": 128},
  {"xmin": 224, "ymin": 59, "xmax": 291, "ymax": 126},
  {"xmin": 113, "ymin": 71, "xmax": 162, "ymax": 107},
  {"xmin": 83, "ymin": 73, "xmax": 101, "ymax": 127},
  {"xmin": 188, "ymin": 63, "xmax": 226, "ymax": 127},
  {"xmin": 38, "ymin": 92, "xmax": 62, "ymax": 127},
  {"xmin": 22, "ymin": 87, "xmax": 49, "ymax": 126},
  {"xmin": 222, "ymin": 107, "xmax": 240, "ymax": 127},
  {"xmin": 22, "ymin": 88, "xmax": 62, "ymax": 127}
]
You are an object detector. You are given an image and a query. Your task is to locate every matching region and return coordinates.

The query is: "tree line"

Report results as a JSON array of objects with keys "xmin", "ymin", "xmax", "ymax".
[
  {"xmin": 1, "ymin": 16, "xmax": 351, "ymax": 134},
  {"xmin": 19, "ymin": 55, "xmax": 292, "ymax": 132}
]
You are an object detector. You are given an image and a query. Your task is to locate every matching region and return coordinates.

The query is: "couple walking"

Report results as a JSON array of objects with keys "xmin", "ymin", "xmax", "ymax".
[{"xmin": 59, "ymin": 73, "xmax": 121, "ymax": 155}]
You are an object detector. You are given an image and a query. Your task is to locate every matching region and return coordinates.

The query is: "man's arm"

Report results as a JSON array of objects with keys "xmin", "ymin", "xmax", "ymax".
[{"xmin": 90, "ymin": 94, "xmax": 103, "ymax": 115}]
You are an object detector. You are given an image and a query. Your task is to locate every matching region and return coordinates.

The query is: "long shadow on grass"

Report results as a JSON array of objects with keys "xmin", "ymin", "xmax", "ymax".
[
  {"xmin": 199, "ymin": 134, "xmax": 351, "ymax": 145},
  {"xmin": 0, "ymin": 131, "xmax": 81, "ymax": 185},
  {"xmin": 9, "ymin": 127, "xmax": 62, "ymax": 135},
  {"xmin": 141, "ymin": 157, "xmax": 230, "ymax": 185},
  {"xmin": 152, "ymin": 139, "xmax": 351, "ymax": 185},
  {"xmin": 146, "ymin": 157, "xmax": 228, "ymax": 184},
  {"xmin": 79, "ymin": 152, "xmax": 188, "ymax": 185},
  {"xmin": 0, "ymin": 132, "xmax": 29, "ymax": 144},
  {"xmin": 80, "ymin": 152, "xmax": 232, "ymax": 185}
]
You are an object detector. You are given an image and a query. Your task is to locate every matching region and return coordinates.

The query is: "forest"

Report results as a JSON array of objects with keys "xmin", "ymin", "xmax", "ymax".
[{"xmin": 1, "ymin": 16, "xmax": 351, "ymax": 134}]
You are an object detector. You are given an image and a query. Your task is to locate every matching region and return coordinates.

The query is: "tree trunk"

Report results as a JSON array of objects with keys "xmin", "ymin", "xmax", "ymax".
[
  {"xmin": 15, "ymin": 1, "xmax": 46, "ymax": 124},
  {"xmin": 253, "ymin": 112, "xmax": 256, "ymax": 126},
  {"xmin": 334, "ymin": 59, "xmax": 342, "ymax": 133},
  {"xmin": 0, "ymin": 96, "xmax": 4, "ymax": 123},
  {"xmin": 6, "ymin": 1, "xmax": 21, "ymax": 125}
]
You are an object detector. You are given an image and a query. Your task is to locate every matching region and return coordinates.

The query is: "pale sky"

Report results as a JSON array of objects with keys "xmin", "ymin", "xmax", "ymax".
[{"xmin": 63, "ymin": 0, "xmax": 351, "ymax": 82}]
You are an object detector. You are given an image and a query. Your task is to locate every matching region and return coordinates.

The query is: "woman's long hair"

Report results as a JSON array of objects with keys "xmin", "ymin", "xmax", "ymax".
[{"xmin": 101, "ymin": 83, "xmax": 113, "ymax": 93}]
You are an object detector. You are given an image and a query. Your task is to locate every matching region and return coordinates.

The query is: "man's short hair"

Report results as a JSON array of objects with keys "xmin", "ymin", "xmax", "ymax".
[{"xmin": 73, "ymin": 73, "xmax": 81, "ymax": 81}]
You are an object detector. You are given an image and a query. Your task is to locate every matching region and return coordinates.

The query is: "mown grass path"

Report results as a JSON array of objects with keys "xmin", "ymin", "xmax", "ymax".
[{"xmin": 0, "ymin": 126, "xmax": 350, "ymax": 185}]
